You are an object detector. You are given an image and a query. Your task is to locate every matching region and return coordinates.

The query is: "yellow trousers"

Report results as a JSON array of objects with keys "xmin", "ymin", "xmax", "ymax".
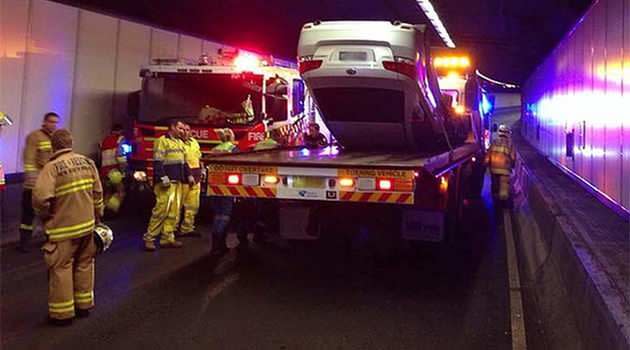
[
  {"xmin": 42, "ymin": 235, "xmax": 96, "ymax": 320},
  {"xmin": 180, "ymin": 182, "xmax": 200, "ymax": 234},
  {"xmin": 144, "ymin": 182, "xmax": 182, "ymax": 244}
]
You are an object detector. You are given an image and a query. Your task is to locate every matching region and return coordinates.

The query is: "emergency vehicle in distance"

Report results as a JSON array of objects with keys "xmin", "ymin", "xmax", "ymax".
[
  {"xmin": 204, "ymin": 21, "xmax": 488, "ymax": 242},
  {"xmin": 127, "ymin": 48, "xmax": 315, "ymax": 184}
]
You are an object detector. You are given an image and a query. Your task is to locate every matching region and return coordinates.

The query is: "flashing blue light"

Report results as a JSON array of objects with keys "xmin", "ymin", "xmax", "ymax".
[
  {"xmin": 481, "ymin": 94, "xmax": 494, "ymax": 115},
  {"xmin": 120, "ymin": 143, "xmax": 132, "ymax": 155},
  {"xmin": 300, "ymin": 148, "xmax": 311, "ymax": 157}
]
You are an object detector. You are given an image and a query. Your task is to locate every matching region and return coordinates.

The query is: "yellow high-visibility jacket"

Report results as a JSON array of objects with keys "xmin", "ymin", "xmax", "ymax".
[
  {"xmin": 183, "ymin": 137, "xmax": 202, "ymax": 182},
  {"xmin": 486, "ymin": 136, "xmax": 516, "ymax": 175},
  {"xmin": 23, "ymin": 129, "xmax": 53, "ymax": 189}
]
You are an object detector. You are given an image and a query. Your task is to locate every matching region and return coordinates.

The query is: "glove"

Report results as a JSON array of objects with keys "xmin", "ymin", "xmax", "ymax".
[
  {"xmin": 160, "ymin": 176, "xmax": 171, "ymax": 186},
  {"xmin": 188, "ymin": 175, "xmax": 195, "ymax": 185}
]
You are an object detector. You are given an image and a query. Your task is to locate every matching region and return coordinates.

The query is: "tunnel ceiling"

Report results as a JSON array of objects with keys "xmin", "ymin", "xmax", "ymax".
[{"xmin": 54, "ymin": 0, "xmax": 593, "ymax": 84}]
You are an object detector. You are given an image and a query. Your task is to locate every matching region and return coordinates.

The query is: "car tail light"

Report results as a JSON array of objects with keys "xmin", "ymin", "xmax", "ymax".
[
  {"xmin": 298, "ymin": 59, "xmax": 323, "ymax": 74},
  {"xmin": 339, "ymin": 177, "xmax": 355, "ymax": 187},
  {"xmin": 227, "ymin": 174, "xmax": 241, "ymax": 185},
  {"xmin": 377, "ymin": 179, "xmax": 393, "ymax": 191},
  {"xmin": 382, "ymin": 57, "xmax": 417, "ymax": 79}
]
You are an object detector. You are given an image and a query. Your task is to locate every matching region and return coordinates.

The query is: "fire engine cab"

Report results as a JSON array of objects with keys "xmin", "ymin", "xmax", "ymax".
[{"xmin": 127, "ymin": 49, "xmax": 314, "ymax": 183}]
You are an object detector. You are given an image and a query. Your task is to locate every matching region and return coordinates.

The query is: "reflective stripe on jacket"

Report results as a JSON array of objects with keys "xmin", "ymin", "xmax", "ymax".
[
  {"xmin": 153, "ymin": 135, "xmax": 190, "ymax": 183},
  {"xmin": 32, "ymin": 149, "xmax": 104, "ymax": 242},
  {"xmin": 486, "ymin": 136, "xmax": 515, "ymax": 175},
  {"xmin": 23, "ymin": 129, "xmax": 53, "ymax": 189}
]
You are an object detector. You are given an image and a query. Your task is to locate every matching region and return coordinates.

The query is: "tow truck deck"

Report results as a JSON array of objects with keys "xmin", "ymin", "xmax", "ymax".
[{"xmin": 204, "ymin": 143, "xmax": 480, "ymax": 207}]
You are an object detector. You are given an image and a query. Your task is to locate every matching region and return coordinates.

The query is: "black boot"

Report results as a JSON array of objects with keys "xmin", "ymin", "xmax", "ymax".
[
  {"xmin": 210, "ymin": 235, "xmax": 228, "ymax": 257},
  {"xmin": 237, "ymin": 234, "xmax": 250, "ymax": 253},
  {"xmin": 16, "ymin": 229, "xmax": 32, "ymax": 253}
]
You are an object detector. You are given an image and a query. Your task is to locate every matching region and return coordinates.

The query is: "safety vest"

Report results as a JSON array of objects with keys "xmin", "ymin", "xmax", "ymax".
[
  {"xmin": 183, "ymin": 138, "xmax": 201, "ymax": 169},
  {"xmin": 100, "ymin": 134, "xmax": 126, "ymax": 177},
  {"xmin": 183, "ymin": 138, "xmax": 202, "ymax": 182},
  {"xmin": 211, "ymin": 141, "xmax": 236, "ymax": 153},
  {"xmin": 153, "ymin": 135, "xmax": 188, "ymax": 182},
  {"xmin": 487, "ymin": 136, "xmax": 515, "ymax": 175}
]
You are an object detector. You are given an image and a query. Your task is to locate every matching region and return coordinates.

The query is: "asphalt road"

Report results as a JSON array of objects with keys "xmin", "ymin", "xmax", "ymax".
[{"xmin": 1, "ymin": 179, "xmax": 512, "ymax": 350}]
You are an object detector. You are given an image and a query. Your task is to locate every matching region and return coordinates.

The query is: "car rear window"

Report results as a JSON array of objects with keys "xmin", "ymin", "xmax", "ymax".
[{"xmin": 313, "ymin": 88, "xmax": 404, "ymax": 123}]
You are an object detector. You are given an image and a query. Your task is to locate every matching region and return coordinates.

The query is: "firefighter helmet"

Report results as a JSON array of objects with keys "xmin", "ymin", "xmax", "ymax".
[
  {"xmin": 94, "ymin": 223, "xmax": 114, "ymax": 253},
  {"xmin": 0, "ymin": 112, "xmax": 14, "ymax": 126},
  {"xmin": 497, "ymin": 124, "xmax": 510, "ymax": 136}
]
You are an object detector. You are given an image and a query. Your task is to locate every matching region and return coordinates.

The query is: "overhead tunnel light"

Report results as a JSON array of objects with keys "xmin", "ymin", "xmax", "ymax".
[{"xmin": 416, "ymin": 0, "xmax": 456, "ymax": 48}]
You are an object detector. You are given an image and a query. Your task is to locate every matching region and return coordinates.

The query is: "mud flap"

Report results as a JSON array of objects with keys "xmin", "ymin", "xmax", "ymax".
[
  {"xmin": 278, "ymin": 205, "xmax": 318, "ymax": 240},
  {"xmin": 401, "ymin": 210, "xmax": 444, "ymax": 242}
]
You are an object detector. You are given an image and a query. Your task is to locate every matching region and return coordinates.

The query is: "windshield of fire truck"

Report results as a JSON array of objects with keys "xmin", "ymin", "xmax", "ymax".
[{"xmin": 138, "ymin": 73, "xmax": 264, "ymax": 124}]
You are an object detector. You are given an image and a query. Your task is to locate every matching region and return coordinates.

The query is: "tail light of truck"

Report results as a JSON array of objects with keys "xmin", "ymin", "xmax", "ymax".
[
  {"xmin": 298, "ymin": 57, "xmax": 323, "ymax": 74},
  {"xmin": 382, "ymin": 57, "xmax": 417, "ymax": 79},
  {"xmin": 263, "ymin": 175, "xmax": 279, "ymax": 185},
  {"xmin": 339, "ymin": 177, "xmax": 355, "ymax": 188},
  {"xmin": 377, "ymin": 179, "xmax": 392, "ymax": 191},
  {"xmin": 227, "ymin": 174, "xmax": 241, "ymax": 185}
]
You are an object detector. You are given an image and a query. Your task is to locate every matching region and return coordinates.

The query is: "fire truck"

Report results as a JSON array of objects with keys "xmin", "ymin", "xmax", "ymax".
[
  {"xmin": 127, "ymin": 49, "xmax": 314, "ymax": 184},
  {"xmin": 203, "ymin": 21, "xmax": 488, "ymax": 243}
]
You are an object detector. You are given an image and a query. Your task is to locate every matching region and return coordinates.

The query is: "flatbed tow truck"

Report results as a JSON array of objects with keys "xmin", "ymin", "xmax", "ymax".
[{"xmin": 204, "ymin": 21, "xmax": 486, "ymax": 242}]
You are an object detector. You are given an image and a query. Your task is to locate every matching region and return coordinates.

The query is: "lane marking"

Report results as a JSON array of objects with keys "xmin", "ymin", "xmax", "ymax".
[{"xmin": 503, "ymin": 209, "xmax": 528, "ymax": 350}]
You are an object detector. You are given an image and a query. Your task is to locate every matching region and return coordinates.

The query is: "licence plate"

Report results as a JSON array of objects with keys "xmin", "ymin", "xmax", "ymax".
[
  {"xmin": 339, "ymin": 51, "xmax": 368, "ymax": 61},
  {"xmin": 291, "ymin": 176, "xmax": 326, "ymax": 189}
]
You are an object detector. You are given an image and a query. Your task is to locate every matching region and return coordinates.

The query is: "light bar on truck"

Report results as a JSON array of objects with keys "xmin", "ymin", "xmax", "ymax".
[
  {"xmin": 416, "ymin": 0, "xmax": 456, "ymax": 48},
  {"xmin": 434, "ymin": 56, "xmax": 470, "ymax": 69},
  {"xmin": 234, "ymin": 53, "xmax": 260, "ymax": 72}
]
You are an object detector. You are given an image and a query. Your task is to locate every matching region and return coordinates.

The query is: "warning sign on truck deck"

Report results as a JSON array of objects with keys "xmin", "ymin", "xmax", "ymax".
[
  {"xmin": 208, "ymin": 164, "xmax": 277, "ymax": 175},
  {"xmin": 337, "ymin": 168, "xmax": 414, "ymax": 180}
]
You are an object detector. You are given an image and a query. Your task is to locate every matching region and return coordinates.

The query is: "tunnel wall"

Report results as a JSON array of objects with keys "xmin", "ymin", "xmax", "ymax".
[
  {"xmin": 521, "ymin": 0, "xmax": 630, "ymax": 213},
  {"xmin": 0, "ymin": 0, "xmax": 271, "ymax": 173}
]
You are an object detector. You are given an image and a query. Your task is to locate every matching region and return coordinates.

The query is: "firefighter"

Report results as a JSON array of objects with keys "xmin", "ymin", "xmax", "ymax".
[
  {"xmin": 18, "ymin": 112, "xmax": 58, "ymax": 253},
  {"xmin": 303, "ymin": 122, "xmax": 328, "ymax": 149},
  {"xmin": 143, "ymin": 120, "xmax": 194, "ymax": 251},
  {"xmin": 209, "ymin": 129, "xmax": 238, "ymax": 256},
  {"xmin": 486, "ymin": 124, "xmax": 516, "ymax": 202},
  {"xmin": 32, "ymin": 129, "xmax": 104, "ymax": 326},
  {"xmin": 100, "ymin": 124, "xmax": 128, "ymax": 215},
  {"xmin": 178, "ymin": 123, "xmax": 202, "ymax": 237}
]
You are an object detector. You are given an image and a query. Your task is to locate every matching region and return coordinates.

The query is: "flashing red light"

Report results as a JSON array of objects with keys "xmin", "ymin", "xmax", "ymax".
[
  {"xmin": 382, "ymin": 61, "xmax": 417, "ymax": 79},
  {"xmin": 298, "ymin": 60, "xmax": 323, "ymax": 74},
  {"xmin": 377, "ymin": 179, "xmax": 393, "ymax": 191},
  {"xmin": 234, "ymin": 54, "xmax": 260, "ymax": 72},
  {"xmin": 227, "ymin": 174, "xmax": 241, "ymax": 185}
]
